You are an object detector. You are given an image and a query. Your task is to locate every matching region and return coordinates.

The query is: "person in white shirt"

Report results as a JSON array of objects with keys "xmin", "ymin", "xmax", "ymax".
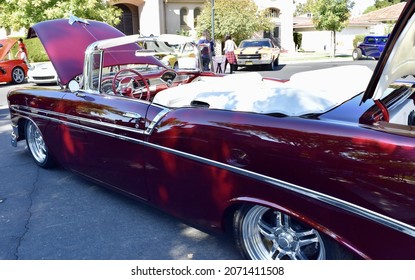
[
  {"xmin": 223, "ymin": 34, "xmax": 237, "ymax": 74},
  {"xmin": 16, "ymin": 47, "xmax": 30, "ymax": 66}
]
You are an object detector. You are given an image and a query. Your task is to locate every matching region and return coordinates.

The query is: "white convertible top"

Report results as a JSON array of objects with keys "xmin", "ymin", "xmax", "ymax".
[{"xmin": 153, "ymin": 65, "xmax": 373, "ymax": 116}]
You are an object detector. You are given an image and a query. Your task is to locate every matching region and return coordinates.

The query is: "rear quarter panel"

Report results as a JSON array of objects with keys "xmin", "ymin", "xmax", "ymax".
[{"xmin": 146, "ymin": 107, "xmax": 415, "ymax": 259}]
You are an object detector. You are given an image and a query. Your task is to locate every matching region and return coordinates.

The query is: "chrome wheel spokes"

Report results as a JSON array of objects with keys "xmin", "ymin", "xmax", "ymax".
[
  {"xmin": 241, "ymin": 205, "xmax": 326, "ymax": 260},
  {"xmin": 13, "ymin": 68, "xmax": 25, "ymax": 84},
  {"xmin": 26, "ymin": 121, "xmax": 47, "ymax": 164}
]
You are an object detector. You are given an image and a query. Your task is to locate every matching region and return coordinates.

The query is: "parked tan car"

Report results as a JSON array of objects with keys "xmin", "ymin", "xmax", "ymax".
[
  {"xmin": 141, "ymin": 34, "xmax": 198, "ymax": 70},
  {"xmin": 235, "ymin": 38, "xmax": 280, "ymax": 70}
]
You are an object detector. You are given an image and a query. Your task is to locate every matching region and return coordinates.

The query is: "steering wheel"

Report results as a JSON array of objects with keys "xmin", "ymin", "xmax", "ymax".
[
  {"xmin": 100, "ymin": 76, "xmax": 115, "ymax": 95},
  {"xmin": 112, "ymin": 68, "xmax": 150, "ymax": 101}
]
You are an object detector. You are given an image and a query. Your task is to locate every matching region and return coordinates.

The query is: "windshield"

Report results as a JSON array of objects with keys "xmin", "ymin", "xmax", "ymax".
[
  {"xmin": 84, "ymin": 47, "xmax": 165, "ymax": 92},
  {"xmin": 140, "ymin": 37, "xmax": 202, "ymax": 71},
  {"xmin": 240, "ymin": 40, "xmax": 271, "ymax": 48}
]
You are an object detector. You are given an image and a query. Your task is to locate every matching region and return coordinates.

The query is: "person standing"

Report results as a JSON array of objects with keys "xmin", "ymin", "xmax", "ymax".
[
  {"xmin": 16, "ymin": 47, "xmax": 29, "ymax": 65},
  {"xmin": 17, "ymin": 38, "xmax": 28, "ymax": 58},
  {"xmin": 198, "ymin": 30, "xmax": 215, "ymax": 71},
  {"xmin": 223, "ymin": 34, "xmax": 237, "ymax": 74}
]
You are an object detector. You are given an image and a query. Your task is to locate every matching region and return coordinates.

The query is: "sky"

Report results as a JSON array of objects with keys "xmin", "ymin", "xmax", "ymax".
[{"xmin": 352, "ymin": 0, "xmax": 376, "ymax": 15}]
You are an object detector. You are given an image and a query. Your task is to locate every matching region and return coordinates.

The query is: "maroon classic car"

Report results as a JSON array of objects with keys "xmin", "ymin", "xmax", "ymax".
[{"xmin": 7, "ymin": 2, "xmax": 415, "ymax": 260}]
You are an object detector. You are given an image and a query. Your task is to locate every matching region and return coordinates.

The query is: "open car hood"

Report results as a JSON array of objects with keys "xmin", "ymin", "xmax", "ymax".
[
  {"xmin": 28, "ymin": 16, "xmax": 164, "ymax": 85},
  {"xmin": 362, "ymin": 1, "xmax": 415, "ymax": 103},
  {"xmin": 0, "ymin": 38, "xmax": 17, "ymax": 60}
]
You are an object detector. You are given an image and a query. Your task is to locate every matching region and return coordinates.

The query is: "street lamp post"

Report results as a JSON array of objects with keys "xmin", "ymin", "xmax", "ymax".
[{"xmin": 211, "ymin": 0, "xmax": 215, "ymax": 40}]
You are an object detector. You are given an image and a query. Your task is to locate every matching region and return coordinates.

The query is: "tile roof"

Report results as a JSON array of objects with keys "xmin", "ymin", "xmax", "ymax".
[
  {"xmin": 294, "ymin": 2, "xmax": 406, "ymax": 28},
  {"xmin": 351, "ymin": 2, "xmax": 406, "ymax": 23}
]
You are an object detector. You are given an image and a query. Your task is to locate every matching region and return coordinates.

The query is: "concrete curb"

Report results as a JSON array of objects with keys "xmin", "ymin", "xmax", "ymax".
[{"xmin": 279, "ymin": 51, "xmax": 354, "ymax": 64}]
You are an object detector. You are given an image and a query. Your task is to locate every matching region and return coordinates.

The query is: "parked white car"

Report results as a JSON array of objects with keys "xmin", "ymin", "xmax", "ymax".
[{"xmin": 27, "ymin": 61, "xmax": 58, "ymax": 85}]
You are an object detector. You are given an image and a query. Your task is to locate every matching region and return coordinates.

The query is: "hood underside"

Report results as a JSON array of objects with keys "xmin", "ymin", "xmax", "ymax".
[
  {"xmin": 0, "ymin": 38, "xmax": 17, "ymax": 60},
  {"xmin": 28, "ymin": 17, "xmax": 163, "ymax": 85}
]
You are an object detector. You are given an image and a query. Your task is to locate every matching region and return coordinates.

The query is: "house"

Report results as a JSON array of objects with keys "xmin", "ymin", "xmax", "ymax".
[
  {"xmin": 0, "ymin": 0, "xmax": 295, "ymax": 51},
  {"xmin": 112, "ymin": 0, "xmax": 295, "ymax": 51},
  {"xmin": 293, "ymin": 2, "xmax": 405, "ymax": 53}
]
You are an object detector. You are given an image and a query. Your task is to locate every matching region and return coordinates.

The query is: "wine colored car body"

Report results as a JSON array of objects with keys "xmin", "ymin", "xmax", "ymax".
[{"xmin": 7, "ymin": 2, "xmax": 415, "ymax": 260}]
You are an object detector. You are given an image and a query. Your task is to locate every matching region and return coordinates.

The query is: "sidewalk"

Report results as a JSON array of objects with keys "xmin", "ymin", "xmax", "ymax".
[{"xmin": 279, "ymin": 50, "xmax": 353, "ymax": 64}]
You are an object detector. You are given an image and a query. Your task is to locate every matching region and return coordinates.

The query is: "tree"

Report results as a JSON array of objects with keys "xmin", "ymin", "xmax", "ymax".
[
  {"xmin": 310, "ymin": 0, "xmax": 354, "ymax": 57},
  {"xmin": 364, "ymin": 0, "xmax": 405, "ymax": 14},
  {"xmin": 294, "ymin": 0, "xmax": 314, "ymax": 16},
  {"xmin": 0, "ymin": 0, "xmax": 122, "ymax": 35},
  {"xmin": 195, "ymin": 0, "xmax": 273, "ymax": 45}
]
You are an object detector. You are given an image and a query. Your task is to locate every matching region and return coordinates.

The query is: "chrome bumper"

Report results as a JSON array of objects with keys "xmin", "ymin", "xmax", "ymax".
[{"xmin": 11, "ymin": 123, "xmax": 19, "ymax": 147}]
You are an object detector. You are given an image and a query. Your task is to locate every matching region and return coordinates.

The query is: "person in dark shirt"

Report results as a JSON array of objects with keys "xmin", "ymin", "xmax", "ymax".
[{"xmin": 198, "ymin": 30, "xmax": 215, "ymax": 71}]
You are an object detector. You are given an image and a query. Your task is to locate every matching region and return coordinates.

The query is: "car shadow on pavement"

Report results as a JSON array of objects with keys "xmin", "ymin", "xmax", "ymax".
[{"xmin": 236, "ymin": 63, "xmax": 286, "ymax": 72}]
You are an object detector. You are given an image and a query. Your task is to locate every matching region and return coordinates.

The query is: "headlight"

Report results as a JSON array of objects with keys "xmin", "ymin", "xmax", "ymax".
[{"xmin": 261, "ymin": 53, "xmax": 271, "ymax": 60}]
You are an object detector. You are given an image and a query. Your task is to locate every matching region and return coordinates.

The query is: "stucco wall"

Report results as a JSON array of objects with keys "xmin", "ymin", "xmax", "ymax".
[
  {"xmin": 296, "ymin": 26, "xmax": 373, "ymax": 54},
  {"xmin": 140, "ymin": 0, "xmax": 164, "ymax": 35},
  {"xmin": 255, "ymin": 0, "xmax": 295, "ymax": 51},
  {"xmin": 164, "ymin": 3, "xmax": 202, "ymax": 37}
]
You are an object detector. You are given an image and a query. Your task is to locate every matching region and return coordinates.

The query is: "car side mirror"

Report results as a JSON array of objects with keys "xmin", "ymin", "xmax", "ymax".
[{"xmin": 68, "ymin": 80, "xmax": 80, "ymax": 92}]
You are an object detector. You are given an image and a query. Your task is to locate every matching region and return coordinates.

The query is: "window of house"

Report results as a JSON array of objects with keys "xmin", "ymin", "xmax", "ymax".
[
  {"xmin": 194, "ymin": 7, "xmax": 201, "ymax": 27},
  {"xmin": 266, "ymin": 8, "xmax": 280, "ymax": 18},
  {"xmin": 180, "ymin": 7, "xmax": 189, "ymax": 27}
]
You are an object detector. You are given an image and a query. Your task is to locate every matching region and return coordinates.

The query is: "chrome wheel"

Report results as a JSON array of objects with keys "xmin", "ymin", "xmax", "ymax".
[
  {"xmin": 25, "ymin": 121, "xmax": 53, "ymax": 167},
  {"xmin": 235, "ymin": 205, "xmax": 326, "ymax": 260},
  {"xmin": 12, "ymin": 67, "xmax": 25, "ymax": 84}
]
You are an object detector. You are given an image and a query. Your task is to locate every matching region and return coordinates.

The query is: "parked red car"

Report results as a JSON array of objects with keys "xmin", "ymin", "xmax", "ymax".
[
  {"xmin": 0, "ymin": 38, "xmax": 28, "ymax": 84},
  {"xmin": 7, "ymin": 2, "xmax": 415, "ymax": 260}
]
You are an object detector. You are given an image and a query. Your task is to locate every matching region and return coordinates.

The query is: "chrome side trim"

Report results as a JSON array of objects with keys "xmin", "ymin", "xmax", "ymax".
[
  {"xmin": 145, "ymin": 108, "xmax": 170, "ymax": 135},
  {"xmin": 141, "ymin": 140, "xmax": 415, "ymax": 238},
  {"xmin": 12, "ymin": 105, "xmax": 147, "ymax": 135},
  {"xmin": 10, "ymin": 105, "xmax": 415, "ymax": 238}
]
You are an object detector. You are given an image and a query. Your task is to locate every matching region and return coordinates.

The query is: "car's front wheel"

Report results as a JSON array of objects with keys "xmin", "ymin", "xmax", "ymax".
[
  {"xmin": 12, "ymin": 67, "xmax": 25, "ymax": 84},
  {"xmin": 267, "ymin": 60, "xmax": 276, "ymax": 71},
  {"xmin": 25, "ymin": 120, "xmax": 54, "ymax": 168},
  {"xmin": 233, "ymin": 204, "xmax": 354, "ymax": 260},
  {"xmin": 352, "ymin": 48, "xmax": 362, "ymax": 60}
]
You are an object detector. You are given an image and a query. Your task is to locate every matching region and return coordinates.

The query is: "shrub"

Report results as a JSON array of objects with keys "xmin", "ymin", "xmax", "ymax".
[
  {"xmin": 353, "ymin": 35, "xmax": 366, "ymax": 48},
  {"xmin": 293, "ymin": 32, "xmax": 302, "ymax": 51}
]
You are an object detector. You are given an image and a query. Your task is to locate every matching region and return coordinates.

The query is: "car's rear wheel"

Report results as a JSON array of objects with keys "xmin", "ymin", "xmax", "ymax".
[
  {"xmin": 12, "ymin": 67, "xmax": 25, "ymax": 84},
  {"xmin": 25, "ymin": 120, "xmax": 54, "ymax": 168},
  {"xmin": 233, "ymin": 204, "xmax": 354, "ymax": 260},
  {"xmin": 352, "ymin": 48, "xmax": 362, "ymax": 60}
]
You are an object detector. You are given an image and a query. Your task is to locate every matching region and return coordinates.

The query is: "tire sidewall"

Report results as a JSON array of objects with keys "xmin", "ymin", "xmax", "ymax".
[
  {"xmin": 352, "ymin": 48, "xmax": 362, "ymax": 60},
  {"xmin": 233, "ymin": 204, "xmax": 355, "ymax": 260},
  {"xmin": 25, "ymin": 120, "xmax": 53, "ymax": 168}
]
